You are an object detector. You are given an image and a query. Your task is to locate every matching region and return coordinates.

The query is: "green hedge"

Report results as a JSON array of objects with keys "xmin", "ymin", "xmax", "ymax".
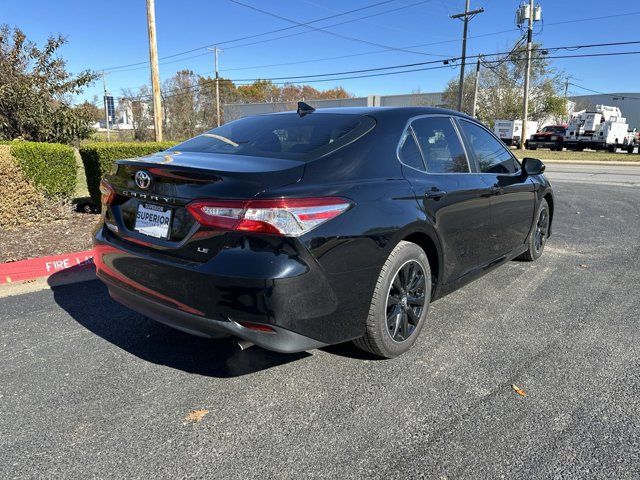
[
  {"xmin": 79, "ymin": 141, "xmax": 177, "ymax": 206},
  {"xmin": 10, "ymin": 142, "xmax": 77, "ymax": 199}
]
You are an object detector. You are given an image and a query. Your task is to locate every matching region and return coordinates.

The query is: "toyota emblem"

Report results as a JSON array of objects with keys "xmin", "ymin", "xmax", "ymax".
[{"xmin": 135, "ymin": 170, "xmax": 152, "ymax": 190}]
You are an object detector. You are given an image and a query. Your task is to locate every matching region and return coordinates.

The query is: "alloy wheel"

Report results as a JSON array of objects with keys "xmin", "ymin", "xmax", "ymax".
[
  {"xmin": 534, "ymin": 208, "xmax": 549, "ymax": 253},
  {"xmin": 386, "ymin": 260, "xmax": 427, "ymax": 342}
]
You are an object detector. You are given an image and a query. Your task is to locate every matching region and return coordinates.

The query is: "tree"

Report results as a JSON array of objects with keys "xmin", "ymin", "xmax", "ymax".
[
  {"xmin": 236, "ymin": 79, "xmax": 281, "ymax": 103},
  {"xmin": 442, "ymin": 44, "xmax": 566, "ymax": 126},
  {"xmin": 0, "ymin": 25, "xmax": 98, "ymax": 143},
  {"xmin": 316, "ymin": 86, "xmax": 352, "ymax": 100},
  {"xmin": 120, "ymin": 87, "xmax": 154, "ymax": 141},
  {"xmin": 162, "ymin": 70, "xmax": 199, "ymax": 140},
  {"xmin": 120, "ymin": 76, "xmax": 356, "ymax": 136},
  {"xmin": 77, "ymin": 100, "xmax": 103, "ymax": 123},
  {"xmin": 198, "ymin": 76, "xmax": 238, "ymax": 129}
]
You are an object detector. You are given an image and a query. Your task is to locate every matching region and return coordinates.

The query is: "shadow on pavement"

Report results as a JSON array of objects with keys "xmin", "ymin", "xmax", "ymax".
[
  {"xmin": 320, "ymin": 342, "xmax": 384, "ymax": 360},
  {"xmin": 48, "ymin": 272, "xmax": 310, "ymax": 378}
]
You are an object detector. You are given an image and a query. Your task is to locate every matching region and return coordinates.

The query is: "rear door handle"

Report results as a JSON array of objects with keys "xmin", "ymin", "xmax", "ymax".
[{"xmin": 425, "ymin": 189, "xmax": 447, "ymax": 200}]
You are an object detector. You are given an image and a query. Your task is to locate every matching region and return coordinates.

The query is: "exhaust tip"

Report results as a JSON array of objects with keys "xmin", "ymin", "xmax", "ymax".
[{"xmin": 235, "ymin": 339, "xmax": 255, "ymax": 351}]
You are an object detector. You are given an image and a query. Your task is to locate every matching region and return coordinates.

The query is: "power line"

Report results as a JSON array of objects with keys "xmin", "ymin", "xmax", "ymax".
[
  {"xmin": 545, "ymin": 10, "xmax": 640, "ymax": 27},
  {"xmin": 568, "ymin": 82, "xmax": 605, "ymax": 95},
  {"xmin": 123, "ymin": 47, "xmax": 640, "ymax": 103},
  {"xmin": 223, "ymin": 0, "xmax": 442, "ymax": 53},
  {"xmin": 100, "ymin": 0, "xmax": 404, "ymax": 72},
  {"xmin": 109, "ymin": 25, "xmax": 516, "ymax": 76},
  {"xmin": 228, "ymin": 0, "xmax": 441, "ymax": 57},
  {"xmin": 218, "ymin": 30, "xmax": 515, "ymax": 72},
  {"xmin": 569, "ymin": 82, "xmax": 640, "ymax": 100},
  {"xmin": 299, "ymin": 0, "xmax": 408, "ymax": 33},
  {"xmin": 100, "ymin": 9, "xmax": 640, "ymax": 74},
  {"xmin": 133, "ymin": 47, "xmax": 640, "ymax": 103},
  {"xmin": 177, "ymin": 40, "xmax": 640, "ymax": 86}
]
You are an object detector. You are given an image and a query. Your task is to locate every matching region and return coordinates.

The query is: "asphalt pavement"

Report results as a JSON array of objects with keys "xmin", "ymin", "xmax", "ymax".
[
  {"xmin": 545, "ymin": 162, "xmax": 640, "ymax": 187},
  {"xmin": 2, "ymin": 166, "xmax": 639, "ymax": 479}
]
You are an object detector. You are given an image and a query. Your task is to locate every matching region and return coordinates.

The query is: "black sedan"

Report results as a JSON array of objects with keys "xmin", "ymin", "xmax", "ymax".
[{"xmin": 94, "ymin": 105, "xmax": 554, "ymax": 358}]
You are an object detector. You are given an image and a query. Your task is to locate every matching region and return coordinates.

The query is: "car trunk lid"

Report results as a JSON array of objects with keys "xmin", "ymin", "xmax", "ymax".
[{"xmin": 102, "ymin": 151, "xmax": 305, "ymax": 260}]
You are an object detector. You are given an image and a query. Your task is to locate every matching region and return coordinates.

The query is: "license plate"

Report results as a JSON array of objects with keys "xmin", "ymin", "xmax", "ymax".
[{"xmin": 134, "ymin": 203, "xmax": 172, "ymax": 239}]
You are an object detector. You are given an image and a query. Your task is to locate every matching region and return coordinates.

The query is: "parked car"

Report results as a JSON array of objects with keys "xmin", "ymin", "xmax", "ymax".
[
  {"xmin": 527, "ymin": 125, "xmax": 567, "ymax": 151},
  {"xmin": 94, "ymin": 105, "xmax": 554, "ymax": 358}
]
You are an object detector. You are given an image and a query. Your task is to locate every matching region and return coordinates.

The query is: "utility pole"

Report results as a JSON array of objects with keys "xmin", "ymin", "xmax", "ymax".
[
  {"xmin": 563, "ymin": 77, "xmax": 570, "ymax": 123},
  {"xmin": 520, "ymin": 0, "xmax": 535, "ymax": 150},
  {"xmin": 102, "ymin": 71, "xmax": 110, "ymax": 142},
  {"xmin": 451, "ymin": 1, "xmax": 484, "ymax": 113},
  {"xmin": 146, "ymin": 0, "xmax": 163, "ymax": 141},
  {"xmin": 472, "ymin": 55, "xmax": 481, "ymax": 117},
  {"xmin": 208, "ymin": 46, "xmax": 222, "ymax": 127}
]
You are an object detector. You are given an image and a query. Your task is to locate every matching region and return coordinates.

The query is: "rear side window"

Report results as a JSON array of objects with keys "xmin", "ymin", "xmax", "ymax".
[
  {"xmin": 169, "ymin": 113, "xmax": 374, "ymax": 161},
  {"xmin": 410, "ymin": 117, "xmax": 470, "ymax": 173},
  {"xmin": 459, "ymin": 120, "xmax": 519, "ymax": 174},
  {"xmin": 398, "ymin": 128, "xmax": 425, "ymax": 170}
]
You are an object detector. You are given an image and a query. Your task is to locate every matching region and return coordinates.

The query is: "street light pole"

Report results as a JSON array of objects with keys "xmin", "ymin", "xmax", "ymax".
[{"xmin": 146, "ymin": 0, "xmax": 163, "ymax": 141}]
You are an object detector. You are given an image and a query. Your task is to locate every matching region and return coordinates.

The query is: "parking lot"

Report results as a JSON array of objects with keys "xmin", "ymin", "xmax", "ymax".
[{"xmin": 2, "ymin": 166, "xmax": 639, "ymax": 479}]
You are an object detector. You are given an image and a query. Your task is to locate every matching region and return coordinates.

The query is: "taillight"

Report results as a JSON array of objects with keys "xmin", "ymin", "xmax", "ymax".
[
  {"xmin": 99, "ymin": 179, "xmax": 116, "ymax": 206},
  {"xmin": 186, "ymin": 197, "xmax": 352, "ymax": 236}
]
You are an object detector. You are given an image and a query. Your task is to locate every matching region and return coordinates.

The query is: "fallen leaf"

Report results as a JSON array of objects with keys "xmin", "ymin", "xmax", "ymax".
[
  {"xmin": 579, "ymin": 264, "xmax": 589, "ymax": 269},
  {"xmin": 511, "ymin": 384, "xmax": 526, "ymax": 397},
  {"xmin": 184, "ymin": 409, "xmax": 209, "ymax": 423}
]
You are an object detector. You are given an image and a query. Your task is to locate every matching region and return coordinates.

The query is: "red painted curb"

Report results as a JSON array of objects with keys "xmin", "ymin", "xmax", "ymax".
[{"xmin": 0, "ymin": 250, "xmax": 94, "ymax": 285}]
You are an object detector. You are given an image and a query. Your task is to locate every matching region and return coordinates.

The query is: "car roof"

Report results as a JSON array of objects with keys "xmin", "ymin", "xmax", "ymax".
[{"xmin": 266, "ymin": 106, "xmax": 477, "ymax": 123}]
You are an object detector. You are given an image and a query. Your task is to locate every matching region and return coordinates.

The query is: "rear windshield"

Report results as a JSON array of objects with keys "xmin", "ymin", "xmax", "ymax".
[{"xmin": 170, "ymin": 113, "xmax": 375, "ymax": 161}]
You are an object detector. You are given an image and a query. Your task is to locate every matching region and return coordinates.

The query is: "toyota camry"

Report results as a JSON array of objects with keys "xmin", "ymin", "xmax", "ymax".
[{"xmin": 94, "ymin": 104, "xmax": 554, "ymax": 358}]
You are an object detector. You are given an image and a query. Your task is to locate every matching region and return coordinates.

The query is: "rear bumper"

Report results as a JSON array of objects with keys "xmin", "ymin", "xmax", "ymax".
[
  {"xmin": 105, "ymin": 280, "xmax": 327, "ymax": 353},
  {"xmin": 527, "ymin": 140, "xmax": 561, "ymax": 149},
  {"xmin": 94, "ymin": 226, "xmax": 374, "ymax": 351}
]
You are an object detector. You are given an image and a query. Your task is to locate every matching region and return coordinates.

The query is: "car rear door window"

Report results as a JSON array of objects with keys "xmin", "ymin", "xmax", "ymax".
[
  {"xmin": 398, "ymin": 128, "xmax": 425, "ymax": 170},
  {"xmin": 410, "ymin": 117, "xmax": 470, "ymax": 173},
  {"xmin": 459, "ymin": 120, "xmax": 519, "ymax": 174}
]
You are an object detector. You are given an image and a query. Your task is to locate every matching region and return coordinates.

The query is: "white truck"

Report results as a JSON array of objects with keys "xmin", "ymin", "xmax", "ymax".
[
  {"xmin": 564, "ymin": 105, "xmax": 635, "ymax": 152},
  {"xmin": 494, "ymin": 119, "xmax": 539, "ymax": 147}
]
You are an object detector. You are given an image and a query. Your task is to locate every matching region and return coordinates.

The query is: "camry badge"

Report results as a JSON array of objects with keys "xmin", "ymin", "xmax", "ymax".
[{"xmin": 135, "ymin": 170, "xmax": 152, "ymax": 190}]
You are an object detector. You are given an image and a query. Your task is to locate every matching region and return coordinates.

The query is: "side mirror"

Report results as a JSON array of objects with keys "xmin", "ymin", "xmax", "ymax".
[{"xmin": 522, "ymin": 157, "xmax": 546, "ymax": 176}]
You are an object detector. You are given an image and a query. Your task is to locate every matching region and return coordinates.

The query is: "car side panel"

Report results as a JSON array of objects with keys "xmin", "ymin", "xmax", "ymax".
[{"xmin": 480, "ymin": 173, "xmax": 536, "ymax": 257}]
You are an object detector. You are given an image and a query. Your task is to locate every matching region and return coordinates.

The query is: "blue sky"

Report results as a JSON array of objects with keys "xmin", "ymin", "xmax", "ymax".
[{"xmin": 3, "ymin": 0, "xmax": 640, "ymax": 103}]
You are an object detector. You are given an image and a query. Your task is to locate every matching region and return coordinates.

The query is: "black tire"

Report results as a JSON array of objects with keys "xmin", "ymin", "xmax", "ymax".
[
  {"xmin": 518, "ymin": 199, "xmax": 550, "ymax": 261},
  {"xmin": 353, "ymin": 241, "xmax": 432, "ymax": 358}
]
